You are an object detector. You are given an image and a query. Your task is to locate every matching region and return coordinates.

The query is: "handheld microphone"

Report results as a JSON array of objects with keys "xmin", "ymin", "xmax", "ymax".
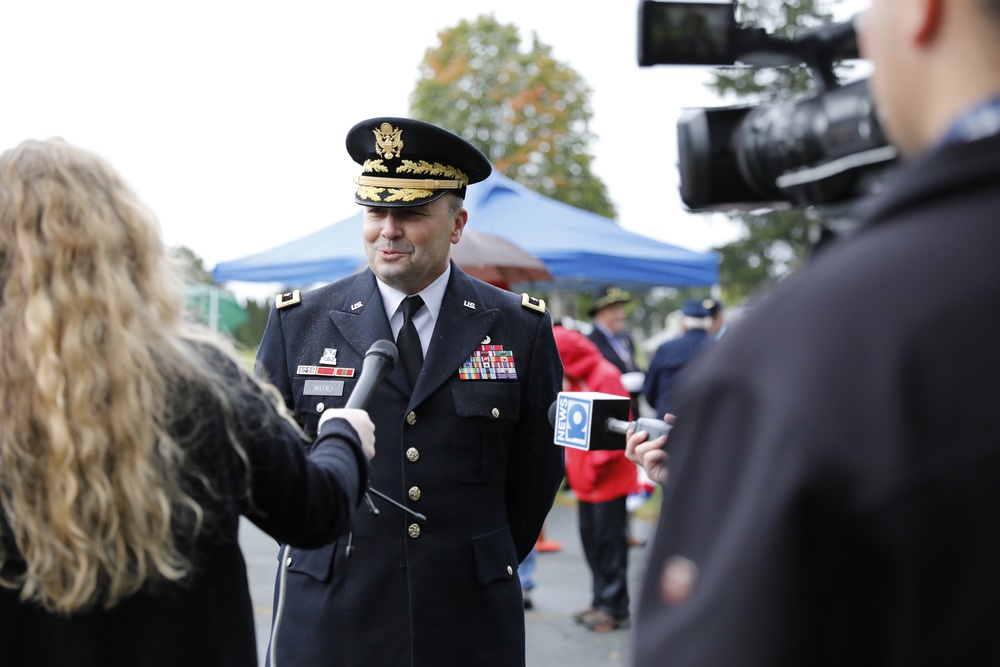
[
  {"xmin": 344, "ymin": 340, "xmax": 398, "ymax": 410},
  {"xmin": 340, "ymin": 340, "xmax": 426, "ymax": 543},
  {"xmin": 548, "ymin": 392, "xmax": 672, "ymax": 450}
]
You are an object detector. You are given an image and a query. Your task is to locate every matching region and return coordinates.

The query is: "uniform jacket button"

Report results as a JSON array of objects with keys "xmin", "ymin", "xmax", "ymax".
[
  {"xmin": 406, "ymin": 411, "xmax": 417, "ymax": 426},
  {"xmin": 507, "ymin": 565, "xmax": 513, "ymax": 576},
  {"xmin": 406, "ymin": 447, "xmax": 420, "ymax": 462},
  {"xmin": 491, "ymin": 407, "xmax": 500, "ymax": 418},
  {"xmin": 316, "ymin": 402, "xmax": 325, "ymax": 412},
  {"xmin": 408, "ymin": 486, "xmax": 421, "ymax": 501},
  {"xmin": 408, "ymin": 523, "xmax": 421, "ymax": 538}
]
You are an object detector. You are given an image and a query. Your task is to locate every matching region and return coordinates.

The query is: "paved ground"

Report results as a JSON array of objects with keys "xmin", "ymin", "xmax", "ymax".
[{"xmin": 240, "ymin": 491, "xmax": 657, "ymax": 666}]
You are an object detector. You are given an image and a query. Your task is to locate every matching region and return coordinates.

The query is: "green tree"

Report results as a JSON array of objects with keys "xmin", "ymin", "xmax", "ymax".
[
  {"xmin": 706, "ymin": 0, "xmax": 843, "ymax": 305},
  {"xmin": 169, "ymin": 245, "xmax": 271, "ymax": 348},
  {"xmin": 410, "ymin": 14, "xmax": 616, "ymax": 219},
  {"xmin": 232, "ymin": 297, "xmax": 271, "ymax": 351},
  {"xmin": 170, "ymin": 245, "xmax": 213, "ymax": 285}
]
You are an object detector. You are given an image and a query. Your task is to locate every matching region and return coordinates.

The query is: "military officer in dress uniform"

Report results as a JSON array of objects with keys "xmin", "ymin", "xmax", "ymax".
[{"xmin": 257, "ymin": 117, "xmax": 564, "ymax": 667}]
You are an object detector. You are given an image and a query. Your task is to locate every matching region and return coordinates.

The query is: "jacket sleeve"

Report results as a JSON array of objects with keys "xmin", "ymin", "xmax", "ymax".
[
  {"xmin": 215, "ymin": 338, "xmax": 368, "ymax": 549},
  {"xmin": 243, "ymin": 412, "xmax": 369, "ymax": 549},
  {"xmin": 505, "ymin": 310, "xmax": 564, "ymax": 562},
  {"xmin": 255, "ymin": 304, "xmax": 299, "ymax": 424}
]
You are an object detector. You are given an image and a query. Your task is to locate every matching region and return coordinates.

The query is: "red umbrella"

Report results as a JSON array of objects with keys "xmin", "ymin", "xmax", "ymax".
[{"xmin": 451, "ymin": 231, "xmax": 551, "ymax": 287}]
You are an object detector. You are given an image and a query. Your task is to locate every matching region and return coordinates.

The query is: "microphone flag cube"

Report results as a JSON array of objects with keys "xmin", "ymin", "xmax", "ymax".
[{"xmin": 552, "ymin": 392, "xmax": 630, "ymax": 451}]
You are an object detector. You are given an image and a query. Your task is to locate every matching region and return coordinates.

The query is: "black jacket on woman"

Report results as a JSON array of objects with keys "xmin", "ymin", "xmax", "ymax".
[{"xmin": 0, "ymin": 343, "xmax": 368, "ymax": 667}]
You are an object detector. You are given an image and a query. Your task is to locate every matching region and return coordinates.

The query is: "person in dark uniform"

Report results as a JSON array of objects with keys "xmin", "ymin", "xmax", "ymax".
[
  {"xmin": 257, "ymin": 117, "xmax": 564, "ymax": 667},
  {"xmin": 631, "ymin": 2, "xmax": 1000, "ymax": 664},
  {"xmin": 641, "ymin": 297, "xmax": 720, "ymax": 420}
]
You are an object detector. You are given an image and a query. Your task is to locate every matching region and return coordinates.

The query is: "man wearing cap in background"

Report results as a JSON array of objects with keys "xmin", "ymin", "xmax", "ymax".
[
  {"xmin": 642, "ymin": 297, "xmax": 721, "ymax": 421},
  {"xmin": 256, "ymin": 117, "xmax": 564, "ymax": 667},
  {"xmin": 587, "ymin": 286, "xmax": 645, "ymax": 410}
]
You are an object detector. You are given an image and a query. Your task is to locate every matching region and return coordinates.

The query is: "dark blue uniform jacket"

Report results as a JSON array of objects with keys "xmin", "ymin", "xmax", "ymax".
[{"xmin": 257, "ymin": 263, "xmax": 563, "ymax": 667}]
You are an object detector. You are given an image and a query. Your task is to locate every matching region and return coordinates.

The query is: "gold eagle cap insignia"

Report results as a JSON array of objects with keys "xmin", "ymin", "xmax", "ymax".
[{"xmin": 373, "ymin": 122, "xmax": 404, "ymax": 160}]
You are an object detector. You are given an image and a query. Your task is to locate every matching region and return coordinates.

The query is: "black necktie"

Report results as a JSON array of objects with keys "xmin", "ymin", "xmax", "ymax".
[{"xmin": 397, "ymin": 295, "xmax": 424, "ymax": 386}]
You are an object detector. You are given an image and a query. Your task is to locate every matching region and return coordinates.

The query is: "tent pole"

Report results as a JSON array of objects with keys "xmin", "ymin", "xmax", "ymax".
[{"xmin": 209, "ymin": 285, "xmax": 219, "ymax": 332}]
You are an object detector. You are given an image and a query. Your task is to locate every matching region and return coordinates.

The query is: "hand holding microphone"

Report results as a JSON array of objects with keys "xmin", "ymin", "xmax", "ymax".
[
  {"xmin": 625, "ymin": 413, "xmax": 674, "ymax": 485},
  {"xmin": 335, "ymin": 339, "xmax": 426, "ymax": 524},
  {"xmin": 319, "ymin": 409, "xmax": 376, "ymax": 460},
  {"xmin": 316, "ymin": 340, "xmax": 399, "ymax": 462}
]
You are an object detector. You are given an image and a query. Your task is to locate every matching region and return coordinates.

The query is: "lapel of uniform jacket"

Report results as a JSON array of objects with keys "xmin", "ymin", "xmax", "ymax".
[
  {"xmin": 327, "ymin": 269, "xmax": 409, "ymax": 396},
  {"xmin": 409, "ymin": 263, "xmax": 499, "ymax": 410}
]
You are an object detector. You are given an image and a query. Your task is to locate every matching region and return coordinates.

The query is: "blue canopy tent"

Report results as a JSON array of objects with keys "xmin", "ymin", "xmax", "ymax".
[{"xmin": 212, "ymin": 170, "xmax": 719, "ymax": 289}]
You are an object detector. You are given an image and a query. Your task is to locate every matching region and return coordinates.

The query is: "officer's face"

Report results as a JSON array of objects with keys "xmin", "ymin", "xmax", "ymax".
[{"xmin": 362, "ymin": 195, "xmax": 468, "ymax": 294}]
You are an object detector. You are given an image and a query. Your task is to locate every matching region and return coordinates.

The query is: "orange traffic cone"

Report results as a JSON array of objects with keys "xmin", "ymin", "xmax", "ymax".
[{"xmin": 534, "ymin": 524, "xmax": 562, "ymax": 553}]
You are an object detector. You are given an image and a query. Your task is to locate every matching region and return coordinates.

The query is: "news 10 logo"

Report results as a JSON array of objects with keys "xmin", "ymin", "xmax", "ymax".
[{"xmin": 553, "ymin": 393, "xmax": 592, "ymax": 450}]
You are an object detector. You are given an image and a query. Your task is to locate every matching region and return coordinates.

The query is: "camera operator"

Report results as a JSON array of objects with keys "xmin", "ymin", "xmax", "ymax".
[{"xmin": 633, "ymin": 1, "xmax": 1000, "ymax": 665}]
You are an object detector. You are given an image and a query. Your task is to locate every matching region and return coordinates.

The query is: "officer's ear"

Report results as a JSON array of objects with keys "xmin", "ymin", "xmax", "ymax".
[
  {"xmin": 912, "ymin": 0, "xmax": 943, "ymax": 45},
  {"xmin": 449, "ymin": 198, "xmax": 468, "ymax": 244}
]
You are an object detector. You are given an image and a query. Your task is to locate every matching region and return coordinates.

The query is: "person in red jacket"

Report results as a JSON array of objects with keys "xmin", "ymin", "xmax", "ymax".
[{"xmin": 553, "ymin": 325, "xmax": 640, "ymax": 632}]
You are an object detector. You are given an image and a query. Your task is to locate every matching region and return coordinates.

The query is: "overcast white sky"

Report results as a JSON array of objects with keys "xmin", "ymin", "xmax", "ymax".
[{"xmin": 1, "ymin": 0, "xmax": 868, "ymax": 297}]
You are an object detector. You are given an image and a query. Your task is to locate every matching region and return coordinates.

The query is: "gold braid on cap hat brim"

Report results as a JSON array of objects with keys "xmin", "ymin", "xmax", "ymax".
[
  {"xmin": 356, "ymin": 159, "xmax": 470, "ymax": 191},
  {"xmin": 354, "ymin": 176, "xmax": 464, "ymax": 190},
  {"xmin": 355, "ymin": 185, "xmax": 438, "ymax": 203}
]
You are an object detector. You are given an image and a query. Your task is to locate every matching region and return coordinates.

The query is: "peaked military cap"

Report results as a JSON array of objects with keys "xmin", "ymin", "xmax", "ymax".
[
  {"xmin": 588, "ymin": 285, "xmax": 632, "ymax": 317},
  {"xmin": 346, "ymin": 117, "xmax": 492, "ymax": 207}
]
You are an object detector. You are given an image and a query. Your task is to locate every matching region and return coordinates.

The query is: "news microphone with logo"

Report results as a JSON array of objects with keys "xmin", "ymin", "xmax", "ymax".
[
  {"xmin": 549, "ymin": 392, "xmax": 672, "ymax": 450},
  {"xmin": 344, "ymin": 339, "xmax": 399, "ymax": 410}
]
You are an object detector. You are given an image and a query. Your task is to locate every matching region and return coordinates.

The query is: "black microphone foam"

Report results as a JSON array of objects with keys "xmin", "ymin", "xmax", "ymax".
[
  {"xmin": 344, "ymin": 340, "xmax": 398, "ymax": 410},
  {"xmin": 606, "ymin": 417, "xmax": 673, "ymax": 441}
]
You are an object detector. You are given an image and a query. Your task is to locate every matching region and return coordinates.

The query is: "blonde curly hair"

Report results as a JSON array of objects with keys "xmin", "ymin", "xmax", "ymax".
[{"xmin": 0, "ymin": 138, "xmax": 236, "ymax": 614}]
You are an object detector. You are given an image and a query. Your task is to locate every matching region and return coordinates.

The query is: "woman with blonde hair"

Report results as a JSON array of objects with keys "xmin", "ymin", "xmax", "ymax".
[{"xmin": 0, "ymin": 138, "xmax": 375, "ymax": 666}]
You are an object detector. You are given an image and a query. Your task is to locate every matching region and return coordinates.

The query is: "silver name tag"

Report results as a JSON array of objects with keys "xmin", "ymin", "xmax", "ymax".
[{"xmin": 303, "ymin": 380, "xmax": 345, "ymax": 396}]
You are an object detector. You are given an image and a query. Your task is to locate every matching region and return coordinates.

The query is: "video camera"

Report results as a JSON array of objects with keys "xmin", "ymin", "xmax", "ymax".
[{"xmin": 638, "ymin": 1, "xmax": 898, "ymax": 213}]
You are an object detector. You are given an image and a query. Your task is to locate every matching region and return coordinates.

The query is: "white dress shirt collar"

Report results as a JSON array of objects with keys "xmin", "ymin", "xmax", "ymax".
[{"xmin": 375, "ymin": 264, "xmax": 451, "ymax": 356}]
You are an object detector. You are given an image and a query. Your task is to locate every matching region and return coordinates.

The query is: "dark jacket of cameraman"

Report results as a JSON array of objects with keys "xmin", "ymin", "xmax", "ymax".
[{"xmin": 635, "ymin": 131, "xmax": 1000, "ymax": 665}]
